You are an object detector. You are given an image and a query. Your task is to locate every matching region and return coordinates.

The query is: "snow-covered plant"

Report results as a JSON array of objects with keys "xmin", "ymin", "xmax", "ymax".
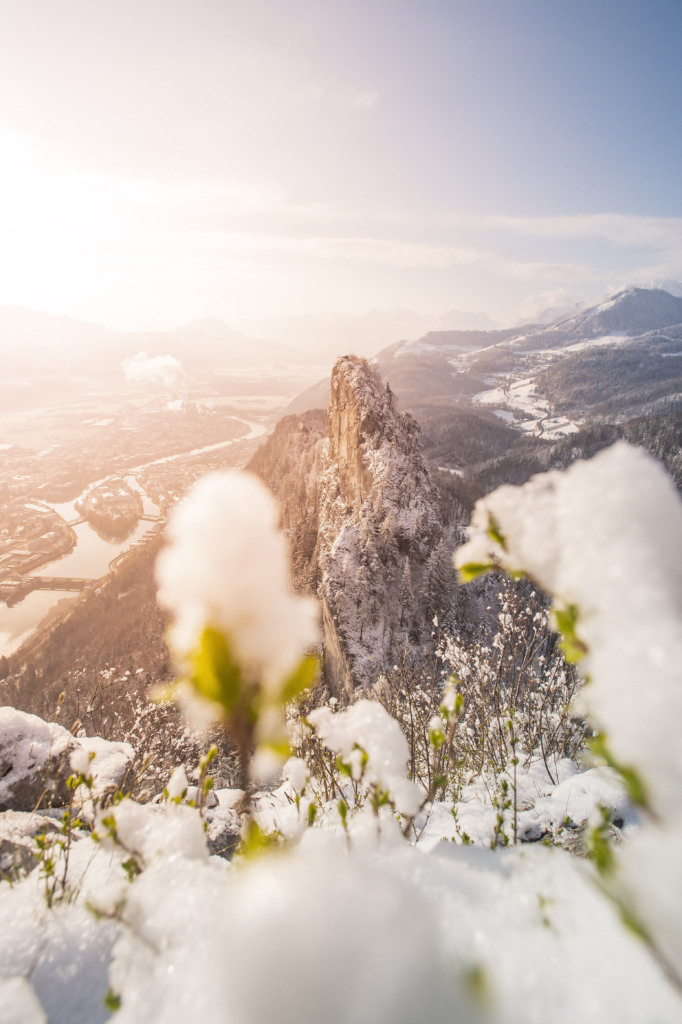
[
  {"xmin": 368, "ymin": 583, "xmax": 584, "ymax": 842},
  {"xmin": 368, "ymin": 640, "xmax": 456, "ymax": 799},
  {"xmin": 438, "ymin": 578, "xmax": 586, "ymax": 789},
  {"xmin": 456, "ymin": 441, "xmax": 682, "ymax": 988},
  {"xmin": 306, "ymin": 699, "xmax": 422, "ymax": 834},
  {"xmin": 155, "ymin": 471, "xmax": 319, "ymax": 832}
]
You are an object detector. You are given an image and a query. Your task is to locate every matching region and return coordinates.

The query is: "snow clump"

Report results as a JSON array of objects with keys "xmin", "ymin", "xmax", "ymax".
[
  {"xmin": 156, "ymin": 471, "xmax": 319, "ymax": 692},
  {"xmin": 0, "ymin": 707, "xmax": 77, "ymax": 812}
]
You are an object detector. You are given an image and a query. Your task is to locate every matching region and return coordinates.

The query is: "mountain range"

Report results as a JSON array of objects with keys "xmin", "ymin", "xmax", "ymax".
[{"xmin": 236, "ymin": 308, "xmax": 500, "ymax": 359}]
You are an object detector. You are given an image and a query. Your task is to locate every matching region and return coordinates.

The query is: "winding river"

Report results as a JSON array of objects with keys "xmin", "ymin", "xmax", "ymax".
[{"xmin": 0, "ymin": 419, "xmax": 266, "ymax": 658}]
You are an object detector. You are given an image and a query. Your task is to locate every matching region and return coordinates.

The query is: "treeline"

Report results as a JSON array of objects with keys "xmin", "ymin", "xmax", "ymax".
[
  {"xmin": 464, "ymin": 412, "xmax": 682, "ymax": 494},
  {"xmin": 538, "ymin": 338, "xmax": 682, "ymax": 417}
]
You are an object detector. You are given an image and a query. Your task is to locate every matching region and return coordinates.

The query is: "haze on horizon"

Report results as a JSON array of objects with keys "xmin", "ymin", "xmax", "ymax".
[{"xmin": 0, "ymin": 0, "xmax": 681, "ymax": 338}]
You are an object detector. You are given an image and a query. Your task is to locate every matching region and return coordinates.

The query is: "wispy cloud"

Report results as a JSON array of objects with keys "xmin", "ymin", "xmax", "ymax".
[
  {"xmin": 351, "ymin": 91, "xmax": 379, "ymax": 108},
  {"xmin": 300, "ymin": 84, "xmax": 379, "ymax": 109},
  {"xmin": 483, "ymin": 213, "xmax": 682, "ymax": 252},
  {"xmin": 492, "ymin": 259, "xmax": 591, "ymax": 281},
  {"xmin": 301, "ymin": 237, "xmax": 477, "ymax": 268}
]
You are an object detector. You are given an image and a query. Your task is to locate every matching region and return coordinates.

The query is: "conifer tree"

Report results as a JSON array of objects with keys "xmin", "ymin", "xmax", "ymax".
[
  {"xmin": 424, "ymin": 539, "xmax": 453, "ymax": 620},
  {"xmin": 378, "ymin": 511, "xmax": 398, "ymax": 569},
  {"xmin": 399, "ymin": 557, "xmax": 412, "ymax": 627}
]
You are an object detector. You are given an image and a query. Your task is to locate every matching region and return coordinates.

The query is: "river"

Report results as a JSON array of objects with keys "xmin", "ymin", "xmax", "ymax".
[{"xmin": 0, "ymin": 419, "xmax": 266, "ymax": 659}]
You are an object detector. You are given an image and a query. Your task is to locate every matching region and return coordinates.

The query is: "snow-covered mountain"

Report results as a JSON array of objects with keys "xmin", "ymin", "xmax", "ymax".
[
  {"xmin": 515, "ymin": 300, "xmax": 586, "ymax": 327},
  {"xmin": 514, "ymin": 286, "xmax": 682, "ymax": 349}
]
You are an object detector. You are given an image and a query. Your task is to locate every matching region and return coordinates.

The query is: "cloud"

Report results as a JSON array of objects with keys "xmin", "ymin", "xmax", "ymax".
[
  {"xmin": 123, "ymin": 352, "xmax": 187, "ymax": 394},
  {"xmin": 516, "ymin": 288, "xmax": 584, "ymax": 320},
  {"xmin": 303, "ymin": 237, "xmax": 478, "ymax": 268},
  {"xmin": 351, "ymin": 91, "xmax": 378, "ymax": 108},
  {"xmin": 483, "ymin": 213, "xmax": 682, "ymax": 252},
  {"xmin": 493, "ymin": 260, "xmax": 590, "ymax": 281}
]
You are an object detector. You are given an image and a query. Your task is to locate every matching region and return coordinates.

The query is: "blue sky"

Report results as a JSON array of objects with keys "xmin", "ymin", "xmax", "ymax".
[{"xmin": 0, "ymin": 0, "xmax": 680, "ymax": 329}]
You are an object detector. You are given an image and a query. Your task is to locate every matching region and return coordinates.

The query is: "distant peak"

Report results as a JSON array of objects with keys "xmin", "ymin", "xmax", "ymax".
[{"xmin": 173, "ymin": 316, "xmax": 233, "ymax": 334}]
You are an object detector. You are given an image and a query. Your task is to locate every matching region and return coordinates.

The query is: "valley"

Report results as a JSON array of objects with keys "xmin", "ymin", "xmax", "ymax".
[{"xmin": 5, "ymin": 283, "xmax": 682, "ymax": 683}]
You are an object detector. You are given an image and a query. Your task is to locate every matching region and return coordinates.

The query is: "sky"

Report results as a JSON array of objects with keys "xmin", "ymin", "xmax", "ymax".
[{"xmin": 0, "ymin": 0, "xmax": 681, "ymax": 331}]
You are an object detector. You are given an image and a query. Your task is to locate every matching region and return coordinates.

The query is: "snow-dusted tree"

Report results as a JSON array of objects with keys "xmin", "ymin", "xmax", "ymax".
[
  {"xmin": 378, "ymin": 511, "xmax": 399, "ymax": 569},
  {"xmin": 399, "ymin": 557, "xmax": 412, "ymax": 627},
  {"xmin": 423, "ymin": 538, "xmax": 453, "ymax": 620}
]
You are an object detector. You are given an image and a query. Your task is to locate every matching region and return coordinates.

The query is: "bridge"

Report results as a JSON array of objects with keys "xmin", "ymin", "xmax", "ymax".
[
  {"xmin": 0, "ymin": 575, "xmax": 100, "ymax": 607},
  {"xmin": 67, "ymin": 514, "xmax": 161, "ymax": 527}
]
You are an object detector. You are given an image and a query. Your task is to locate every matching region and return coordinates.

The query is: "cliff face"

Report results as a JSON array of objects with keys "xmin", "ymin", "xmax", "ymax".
[
  {"xmin": 249, "ymin": 359, "xmax": 464, "ymax": 697},
  {"xmin": 317, "ymin": 357, "xmax": 452, "ymax": 695},
  {"xmin": 247, "ymin": 409, "xmax": 326, "ymax": 592}
]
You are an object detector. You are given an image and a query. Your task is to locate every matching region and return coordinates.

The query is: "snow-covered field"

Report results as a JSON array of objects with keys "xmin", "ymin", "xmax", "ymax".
[{"xmin": 471, "ymin": 375, "xmax": 580, "ymax": 439}]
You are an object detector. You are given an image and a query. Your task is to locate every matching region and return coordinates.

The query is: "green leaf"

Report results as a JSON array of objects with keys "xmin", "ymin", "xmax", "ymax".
[
  {"xmin": 121, "ymin": 857, "xmax": 141, "ymax": 882},
  {"xmin": 429, "ymin": 725, "xmax": 445, "ymax": 749},
  {"xmin": 463, "ymin": 964, "xmax": 490, "ymax": 1006},
  {"xmin": 458, "ymin": 562, "xmax": 494, "ymax": 584},
  {"xmin": 260, "ymin": 737, "xmax": 291, "ymax": 760},
  {"xmin": 237, "ymin": 819, "xmax": 280, "ymax": 859},
  {"xmin": 586, "ymin": 805, "xmax": 616, "ymax": 875},
  {"xmin": 552, "ymin": 603, "xmax": 588, "ymax": 663},
  {"xmin": 104, "ymin": 989, "xmax": 121, "ymax": 1012},
  {"xmin": 486, "ymin": 512, "xmax": 508, "ymax": 551},
  {"xmin": 190, "ymin": 627, "xmax": 242, "ymax": 713},
  {"xmin": 307, "ymin": 802, "xmax": 318, "ymax": 827},
  {"xmin": 279, "ymin": 655, "xmax": 319, "ymax": 705}
]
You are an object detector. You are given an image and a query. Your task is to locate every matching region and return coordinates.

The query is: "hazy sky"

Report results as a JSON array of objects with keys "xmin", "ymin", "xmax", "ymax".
[{"xmin": 0, "ymin": 0, "xmax": 681, "ymax": 330}]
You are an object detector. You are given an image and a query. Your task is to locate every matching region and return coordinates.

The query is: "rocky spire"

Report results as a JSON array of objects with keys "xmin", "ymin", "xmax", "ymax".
[{"xmin": 317, "ymin": 356, "xmax": 444, "ymax": 696}]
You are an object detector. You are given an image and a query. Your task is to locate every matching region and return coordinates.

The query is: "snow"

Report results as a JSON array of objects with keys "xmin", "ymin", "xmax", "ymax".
[
  {"xmin": 95, "ymin": 798, "xmax": 208, "ymax": 864},
  {"xmin": 0, "ymin": 738, "xmax": 680, "ymax": 1024},
  {"xmin": 166, "ymin": 765, "xmax": 188, "ymax": 799},
  {"xmin": 0, "ymin": 840, "xmax": 124, "ymax": 1024},
  {"xmin": 156, "ymin": 471, "xmax": 319, "ymax": 695},
  {"xmin": 413, "ymin": 762, "xmax": 634, "ymax": 852},
  {"xmin": 8, "ymin": 815, "xmax": 675, "ymax": 1024},
  {"xmin": 0, "ymin": 977, "xmax": 46, "ymax": 1024},
  {"xmin": 563, "ymin": 333, "xmax": 629, "ymax": 353},
  {"xmin": 283, "ymin": 756, "xmax": 309, "ymax": 793},
  {"xmin": 79, "ymin": 736, "xmax": 135, "ymax": 797}
]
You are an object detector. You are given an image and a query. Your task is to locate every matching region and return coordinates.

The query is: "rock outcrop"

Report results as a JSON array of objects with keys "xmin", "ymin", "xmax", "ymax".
[
  {"xmin": 317, "ymin": 357, "xmax": 453, "ymax": 694},
  {"xmin": 0, "ymin": 707, "xmax": 80, "ymax": 812},
  {"xmin": 247, "ymin": 409, "xmax": 326, "ymax": 592},
  {"xmin": 249, "ymin": 357, "xmax": 464, "ymax": 695},
  {"xmin": 0, "ymin": 707, "xmax": 135, "ymax": 812}
]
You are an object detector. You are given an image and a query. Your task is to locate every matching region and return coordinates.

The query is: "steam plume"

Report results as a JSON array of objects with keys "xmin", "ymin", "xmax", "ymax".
[{"xmin": 123, "ymin": 352, "xmax": 187, "ymax": 394}]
